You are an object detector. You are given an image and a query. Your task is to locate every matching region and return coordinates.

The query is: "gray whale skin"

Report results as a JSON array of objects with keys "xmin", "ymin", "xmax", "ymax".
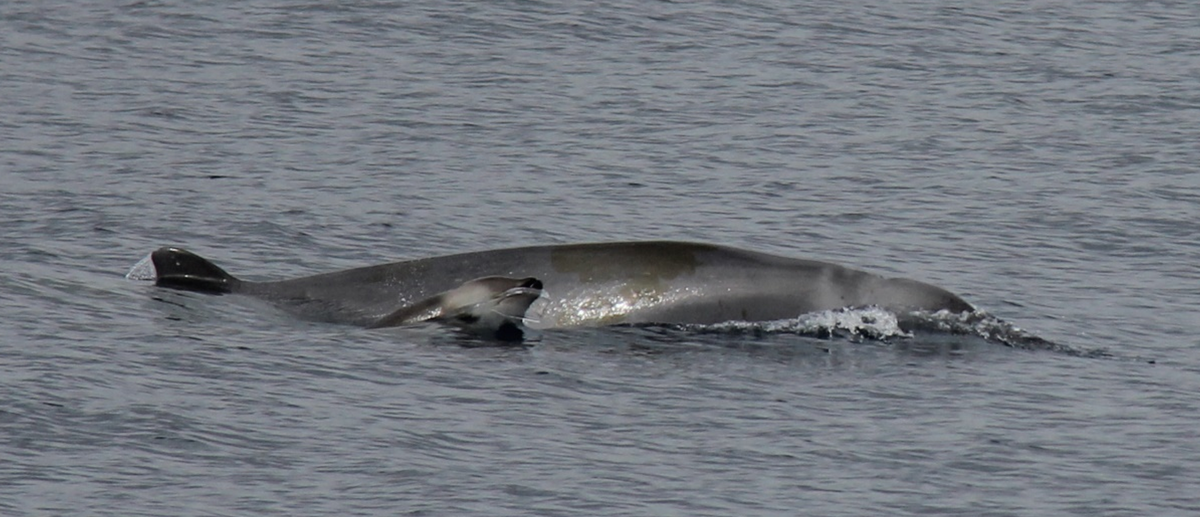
[{"xmin": 144, "ymin": 241, "xmax": 974, "ymax": 334}]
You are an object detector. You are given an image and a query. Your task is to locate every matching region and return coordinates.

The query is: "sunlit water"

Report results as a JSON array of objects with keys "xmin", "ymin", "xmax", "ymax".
[{"xmin": 3, "ymin": 0, "xmax": 1199, "ymax": 515}]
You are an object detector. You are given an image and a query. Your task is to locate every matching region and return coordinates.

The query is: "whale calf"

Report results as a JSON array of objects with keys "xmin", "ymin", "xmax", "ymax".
[
  {"xmin": 138, "ymin": 241, "xmax": 973, "ymax": 335},
  {"xmin": 369, "ymin": 276, "xmax": 543, "ymax": 341}
]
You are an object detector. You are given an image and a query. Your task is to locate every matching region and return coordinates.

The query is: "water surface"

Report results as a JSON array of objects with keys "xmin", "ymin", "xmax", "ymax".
[{"xmin": 3, "ymin": 0, "xmax": 1199, "ymax": 515}]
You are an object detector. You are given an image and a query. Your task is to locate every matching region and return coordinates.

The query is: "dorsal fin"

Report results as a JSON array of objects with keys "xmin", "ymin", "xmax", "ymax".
[{"xmin": 150, "ymin": 247, "xmax": 241, "ymax": 294}]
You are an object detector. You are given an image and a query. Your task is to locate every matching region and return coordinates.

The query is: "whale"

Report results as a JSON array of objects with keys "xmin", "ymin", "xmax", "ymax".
[
  {"xmin": 369, "ymin": 276, "xmax": 544, "ymax": 341},
  {"xmin": 137, "ymin": 241, "xmax": 973, "ymax": 337}
]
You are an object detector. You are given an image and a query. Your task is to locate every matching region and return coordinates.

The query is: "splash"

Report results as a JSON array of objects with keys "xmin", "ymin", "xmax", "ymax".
[
  {"xmin": 683, "ymin": 308, "xmax": 1112, "ymax": 358},
  {"xmin": 697, "ymin": 307, "xmax": 910, "ymax": 342},
  {"xmin": 896, "ymin": 310, "xmax": 1112, "ymax": 358}
]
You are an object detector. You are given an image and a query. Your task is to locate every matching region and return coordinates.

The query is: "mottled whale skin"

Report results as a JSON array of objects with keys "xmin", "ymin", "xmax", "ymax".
[{"xmin": 145, "ymin": 241, "xmax": 973, "ymax": 331}]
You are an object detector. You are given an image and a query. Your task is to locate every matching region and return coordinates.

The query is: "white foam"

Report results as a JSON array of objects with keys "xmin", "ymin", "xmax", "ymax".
[{"xmin": 699, "ymin": 306, "xmax": 910, "ymax": 340}]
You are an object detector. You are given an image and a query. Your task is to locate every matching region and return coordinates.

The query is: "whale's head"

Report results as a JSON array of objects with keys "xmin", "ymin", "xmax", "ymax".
[{"xmin": 870, "ymin": 276, "xmax": 974, "ymax": 314}]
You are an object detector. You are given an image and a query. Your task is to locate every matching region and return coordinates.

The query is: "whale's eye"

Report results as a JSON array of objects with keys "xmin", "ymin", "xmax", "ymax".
[{"xmin": 455, "ymin": 313, "xmax": 480, "ymax": 324}]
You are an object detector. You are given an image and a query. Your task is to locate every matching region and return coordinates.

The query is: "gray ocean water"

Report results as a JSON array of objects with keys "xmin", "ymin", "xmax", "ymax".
[{"xmin": 3, "ymin": 0, "xmax": 1200, "ymax": 515}]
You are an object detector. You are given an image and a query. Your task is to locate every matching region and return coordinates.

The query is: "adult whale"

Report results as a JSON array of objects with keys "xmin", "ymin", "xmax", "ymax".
[{"xmin": 138, "ymin": 241, "xmax": 973, "ymax": 333}]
